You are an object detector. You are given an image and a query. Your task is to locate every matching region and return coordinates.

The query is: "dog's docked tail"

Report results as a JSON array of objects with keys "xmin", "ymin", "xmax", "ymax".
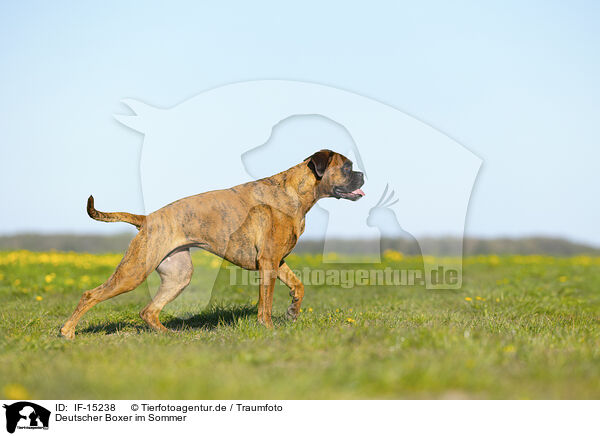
[{"xmin": 86, "ymin": 195, "xmax": 146, "ymax": 229}]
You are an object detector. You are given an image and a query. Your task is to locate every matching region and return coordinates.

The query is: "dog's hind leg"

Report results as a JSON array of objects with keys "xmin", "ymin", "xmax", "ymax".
[
  {"xmin": 60, "ymin": 230, "xmax": 167, "ymax": 339},
  {"xmin": 140, "ymin": 248, "xmax": 193, "ymax": 332}
]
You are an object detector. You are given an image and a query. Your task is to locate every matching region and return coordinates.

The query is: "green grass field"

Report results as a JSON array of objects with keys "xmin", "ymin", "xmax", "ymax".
[{"xmin": 1, "ymin": 250, "xmax": 599, "ymax": 399}]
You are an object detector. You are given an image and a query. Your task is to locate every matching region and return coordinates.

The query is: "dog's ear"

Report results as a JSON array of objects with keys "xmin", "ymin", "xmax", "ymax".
[{"xmin": 306, "ymin": 149, "xmax": 334, "ymax": 179}]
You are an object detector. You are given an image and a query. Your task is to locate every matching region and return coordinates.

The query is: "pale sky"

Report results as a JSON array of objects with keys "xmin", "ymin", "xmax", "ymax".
[{"xmin": 1, "ymin": 1, "xmax": 599, "ymax": 245}]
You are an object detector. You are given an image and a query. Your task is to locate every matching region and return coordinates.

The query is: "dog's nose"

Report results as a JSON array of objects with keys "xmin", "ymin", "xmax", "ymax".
[{"xmin": 357, "ymin": 172, "xmax": 365, "ymax": 185}]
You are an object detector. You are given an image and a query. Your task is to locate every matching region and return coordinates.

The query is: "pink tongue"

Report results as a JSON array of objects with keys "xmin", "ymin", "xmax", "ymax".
[{"xmin": 351, "ymin": 188, "xmax": 365, "ymax": 197}]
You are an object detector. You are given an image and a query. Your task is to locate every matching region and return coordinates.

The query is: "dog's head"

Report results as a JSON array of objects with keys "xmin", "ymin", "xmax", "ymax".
[{"xmin": 305, "ymin": 149, "xmax": 365, "ymax": 201}]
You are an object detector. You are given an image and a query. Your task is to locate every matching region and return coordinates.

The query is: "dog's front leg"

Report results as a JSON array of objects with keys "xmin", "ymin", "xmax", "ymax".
[
  {"xmin": 257, "ymin": 259, "xmax": 278, "ymax": 328},
  {"xmin": 278, "ymin": 262, "xmax": 304, "ymax": 321}
]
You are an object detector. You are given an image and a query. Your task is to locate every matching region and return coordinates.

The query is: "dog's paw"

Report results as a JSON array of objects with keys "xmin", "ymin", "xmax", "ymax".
[
  {"xmin": 286, "ymin": 306, "xmax": 299, "ymax": 321},
  {"xmin": 59, "ymin": 325, "xmax": 75, "ymax": 340}
]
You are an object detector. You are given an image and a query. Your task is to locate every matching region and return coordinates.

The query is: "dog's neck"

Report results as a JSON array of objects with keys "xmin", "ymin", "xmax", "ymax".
[{"xmin": 268, "ymin": 161, "xmax": 324, "ymax": 216}]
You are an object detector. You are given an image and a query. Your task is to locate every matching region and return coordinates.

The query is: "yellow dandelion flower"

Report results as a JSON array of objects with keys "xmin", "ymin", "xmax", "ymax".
[
  {"xmin": 488, "ymin": 255, "xmax": 500, "ymax": 266},
  {"xmin": 324, "ymin": 252, "xmax": 338, "ymax": 261},
  {"xmin": 3, "ymin": 383, "xmax": 29, "ymax": 400},
  {"xmin": 308, "ymin": 307, "xmax": 313, "ymax": 312},
  {"xmin": 503, "ymin": 345, "xmax": 516, "ymax": 353},
  {"xmin": 422, "ymin": 255, "xmax": 435, "ymax": 264},
  {"xmin": 383, "ymin": 250, "xmax": 404, "ymax": 262},
  {"xmin": 210, "ymin": 259, "xmax": 221, "ymax": 269},
  {"xmin": 465, "ymin": 297, "xmax": 472, "ymax": 301},
  {"xmin": 35, "ymin": 296, "xmax": 43, "ymax": 301},
  {"xmin": 559, "ymin": 276, "xmax": 568, "ymax": 283},
  {"xmin": 476, "ymin": 296, "xmax": 483, "ymax": 301},
  {"xmin": 44, "ymin": 273, "xmax": 56, "ymax": 283},
  {"xmin": 346, "ymin": 318, "xmax": 355, "ymax": 323},
  {"xmin": 13, "ymin": 279, "xmax": 21, "ymax": 286},
  {"xmin": 495, "ymin": 298, "xmax": 500, "ymax": 302},
  {"xmin": 572, "ymin": 256, "xmax": 591, "ymax": 266},
  {"xmin": 299, "ymin": 308, "xmax": 303, "ymax": 313}
]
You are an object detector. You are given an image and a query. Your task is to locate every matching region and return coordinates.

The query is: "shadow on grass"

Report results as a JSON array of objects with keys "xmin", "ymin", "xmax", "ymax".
[
  {"xmin": 80, "ymin": 304, "xmax": 257, "ymax": 335},
  {"xmin": 165, "ymin": 304, "xmax": 256, "ymax": 331}
]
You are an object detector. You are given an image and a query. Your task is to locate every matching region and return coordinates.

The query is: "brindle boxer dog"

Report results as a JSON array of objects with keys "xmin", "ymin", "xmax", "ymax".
[{"xmin": 60, "ymin": 150, "xmax": 365, "ymax": 339}]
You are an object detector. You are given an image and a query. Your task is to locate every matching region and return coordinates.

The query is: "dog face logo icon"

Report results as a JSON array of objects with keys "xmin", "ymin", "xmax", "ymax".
[{"xmin": 2, "ymin": 402, "xmax": 50, "ymax": 434}]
